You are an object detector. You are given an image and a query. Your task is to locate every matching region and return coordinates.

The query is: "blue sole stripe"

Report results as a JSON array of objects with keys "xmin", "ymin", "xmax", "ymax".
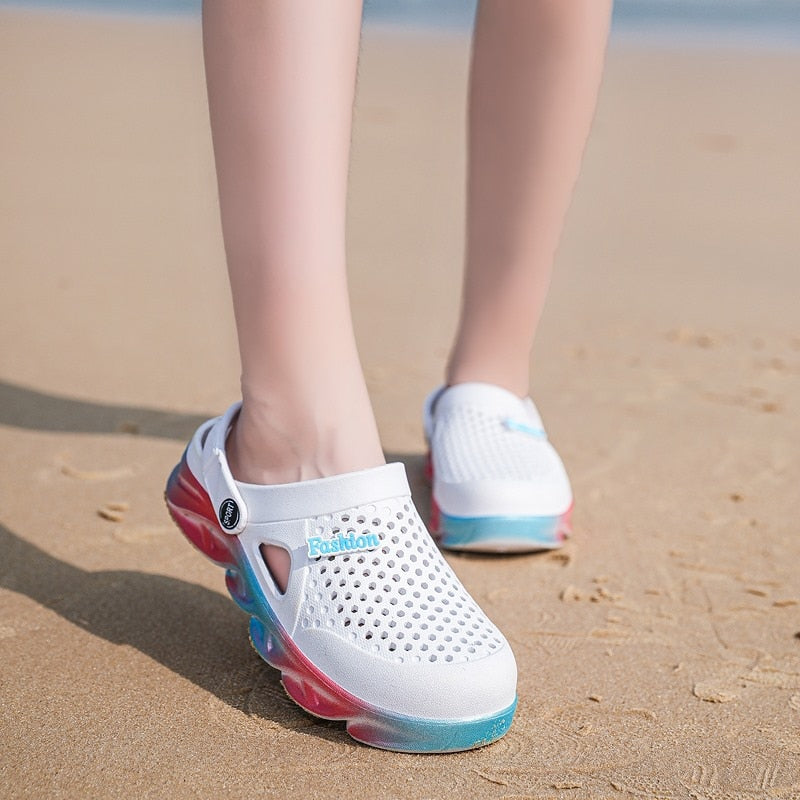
[{"xmin": 439, "ymin": 511, "xmax": 563, "ymax": 549}]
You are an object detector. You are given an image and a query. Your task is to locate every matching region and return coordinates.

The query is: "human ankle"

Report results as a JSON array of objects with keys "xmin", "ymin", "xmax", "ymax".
[
  {"xmin": 445, "ymin": 363, "xmax": 530, "ymax": 399},
  {"xmin": 445, "ymin": 337, "xmax": 533, "ymax": 397},
  {"xmin": 226, "ymin": 395, "xmax": 385, "ymax": 485}
]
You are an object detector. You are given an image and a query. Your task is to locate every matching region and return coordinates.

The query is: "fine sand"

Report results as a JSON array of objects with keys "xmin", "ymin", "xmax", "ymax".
[{"xmin": 1, "ymin": 8, "xmax": 799, "ymax": 799}]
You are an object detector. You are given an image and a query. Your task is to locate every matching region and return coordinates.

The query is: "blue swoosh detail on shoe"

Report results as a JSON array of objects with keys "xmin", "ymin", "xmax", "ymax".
[{"xmin": 502, "ymin": 418, "xmax": 547, "ymax": 438}]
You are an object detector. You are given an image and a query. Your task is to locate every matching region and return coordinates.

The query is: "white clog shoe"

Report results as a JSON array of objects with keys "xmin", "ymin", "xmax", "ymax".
[
  {"xmin": 165, "ymin": 403, "xmax": 517, "ymax": 752},
  {"xmin": 424, "ymin": 382, "xmax": 573, "ymax": 552}
]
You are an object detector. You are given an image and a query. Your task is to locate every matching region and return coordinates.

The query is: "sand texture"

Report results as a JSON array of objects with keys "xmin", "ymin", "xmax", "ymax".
[{"xmin": 2, "ymin": 8, "xmax": 800, "ymax": 799}]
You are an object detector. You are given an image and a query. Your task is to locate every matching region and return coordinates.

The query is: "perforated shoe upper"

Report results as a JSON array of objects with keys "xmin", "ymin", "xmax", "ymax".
[
  {"xmin": 424, "ymin": 383, "xmax": 573, "ymax": 518},
  {"xmin": 185, "ymin": 403, "xmax": 517, "ymax": 720}
]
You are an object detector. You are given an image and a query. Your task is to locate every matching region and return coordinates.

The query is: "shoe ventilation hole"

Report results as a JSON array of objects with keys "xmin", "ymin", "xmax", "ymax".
[
  {"xmin": 297, "ymin": 496, "xmax": 503, "ymax": 664},
  {"xmin": 433, "ymin": 404, "xmax": 557, "ymax": 483},
  {"xmin": 259, "ymin": 543, "xmax": 290, "ymax": 595}
]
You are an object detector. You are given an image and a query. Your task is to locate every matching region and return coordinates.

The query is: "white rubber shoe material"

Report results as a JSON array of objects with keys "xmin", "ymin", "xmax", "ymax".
[
  {"xmin": 424, "ymin": 383, "xmax": 573, "ymax": 552},
  {"xmin": 165, "ymin": 402, "xmax": 517, "ymax": 752}
]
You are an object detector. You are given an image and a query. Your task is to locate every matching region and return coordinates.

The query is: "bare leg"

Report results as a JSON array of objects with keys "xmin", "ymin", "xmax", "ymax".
[
  {"xmin": 447, "ymin": 0, "xmax": 613, "ymax": 396},
  {"xmin": 202, "ymin": 2, "xmax": 382, "ymax": 587}
]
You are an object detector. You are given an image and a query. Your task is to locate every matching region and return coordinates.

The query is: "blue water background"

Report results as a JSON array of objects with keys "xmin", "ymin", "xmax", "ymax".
[{"xmin": 1, "ymin": 0, "xmax": 800, "ymax": 47}]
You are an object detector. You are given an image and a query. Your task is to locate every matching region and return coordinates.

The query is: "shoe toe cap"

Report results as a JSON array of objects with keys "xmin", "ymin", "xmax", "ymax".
[
  {"xmin": 295, "ymin": 627, "xmax": 517, "ymax": 721},
  {"xmin": 435, "ymin": 475, "xmax": 572, "ymax": 518}
]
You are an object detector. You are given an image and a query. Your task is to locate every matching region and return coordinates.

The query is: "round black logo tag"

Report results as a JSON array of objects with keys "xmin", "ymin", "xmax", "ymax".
[{"xmin": 218, "ymin": 498, "xmax": 240, "ymax": 530}]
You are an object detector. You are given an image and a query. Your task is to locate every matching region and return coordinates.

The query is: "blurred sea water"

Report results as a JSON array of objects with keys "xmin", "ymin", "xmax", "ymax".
[{"xmin": 1, "ymin": 0, "xmax": 799, "ymax": 47}]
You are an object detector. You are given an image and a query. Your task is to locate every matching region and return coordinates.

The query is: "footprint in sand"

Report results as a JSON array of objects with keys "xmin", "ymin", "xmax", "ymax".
[{"xmin": 60, "ymin": 462, "xmax": 135, "ymax": 481}]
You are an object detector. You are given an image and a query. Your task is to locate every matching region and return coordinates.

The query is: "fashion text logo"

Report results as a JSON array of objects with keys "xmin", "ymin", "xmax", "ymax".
[{"xmin": 307, "ymin": 532, "xmax": 380, "ymax": 558}]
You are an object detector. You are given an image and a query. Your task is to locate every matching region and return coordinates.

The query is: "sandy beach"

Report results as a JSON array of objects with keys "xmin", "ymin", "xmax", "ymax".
[{"xmin": 1, "ymin": 7, "xmax": 799, "ymax": 798}]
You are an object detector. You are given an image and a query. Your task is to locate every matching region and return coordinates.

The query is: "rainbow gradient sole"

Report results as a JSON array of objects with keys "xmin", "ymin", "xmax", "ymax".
[
  {"xmin": 164, "ymin": 455, "xmax": 517, "ymax": 753},
  {"xmin": 425, "ymin": 454, "xmax": 572, "ymax": 553}
]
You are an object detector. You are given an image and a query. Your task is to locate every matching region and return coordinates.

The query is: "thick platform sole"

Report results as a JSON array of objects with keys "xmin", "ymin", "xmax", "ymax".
[
  {"xmin": 425, "ymin": 453, "xmax": 572, "ymax": 553},
  {"xmin": 432, "ymin": 499, "xmax": 571, "ymax": 553},
  {"xmin": 164, "ymin": 455, "xmax": 517, "ymax": 753}
]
